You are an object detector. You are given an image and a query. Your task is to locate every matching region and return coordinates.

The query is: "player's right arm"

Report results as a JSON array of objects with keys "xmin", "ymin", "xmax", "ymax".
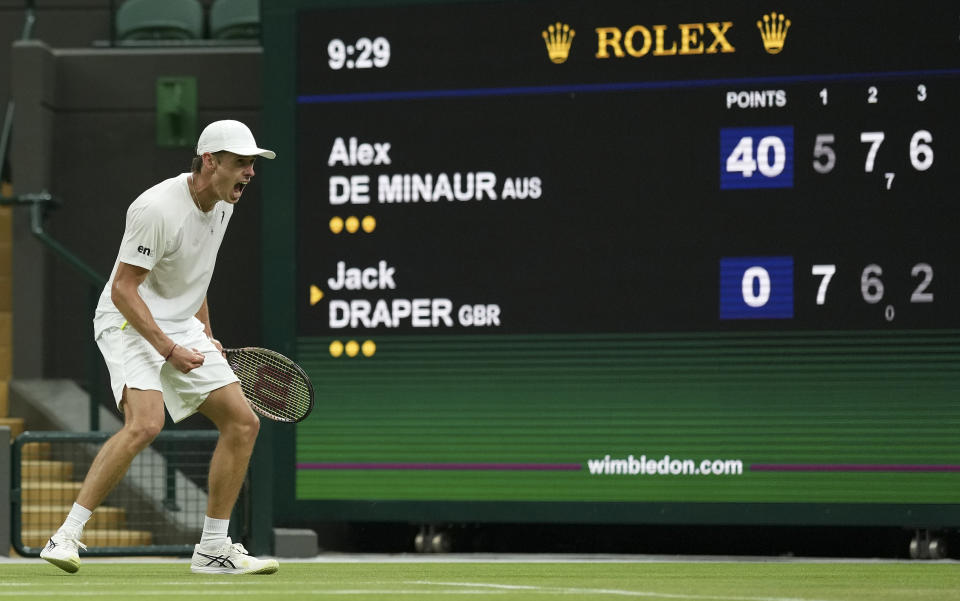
[{"xmin": 111, "ymin": 261, "xmax": 204, "ymax": 373}]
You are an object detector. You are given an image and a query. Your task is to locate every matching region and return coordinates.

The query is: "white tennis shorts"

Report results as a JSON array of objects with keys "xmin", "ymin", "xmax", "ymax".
[{"xmin": 96, "ymin": 320, "xmax": 239, "ymax": 423}]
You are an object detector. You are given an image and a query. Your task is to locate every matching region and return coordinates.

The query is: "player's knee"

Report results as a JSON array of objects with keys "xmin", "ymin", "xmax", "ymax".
[
  {"xmin": 124, "ymin": 420, "xmax": 163, "ymax": 449},
  {"xmin": 226, "ymin": 410, "xmax": 259, "ymax": 442},
  {"xmin": 244, "ymin": 412, "xmax": 261, "ymax": 439}
]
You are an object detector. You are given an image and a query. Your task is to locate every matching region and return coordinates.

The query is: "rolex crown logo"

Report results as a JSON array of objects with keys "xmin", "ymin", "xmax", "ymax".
[
  {"xmin": 542, "ymin": 22, "xmax": 575, "ymax": 64},
  {"xmin": 756, "ymin": 12, "xmax": 791, "ymax": 54}
]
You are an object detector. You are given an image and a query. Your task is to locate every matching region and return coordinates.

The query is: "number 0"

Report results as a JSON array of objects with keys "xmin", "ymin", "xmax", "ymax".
[
  {"xmin": 742, "ymin": 266, "xmax": 771, "ymax": 307},
  {"xmin": 756, "ymin": 136, "xmax": 786, "ymax": 177}
]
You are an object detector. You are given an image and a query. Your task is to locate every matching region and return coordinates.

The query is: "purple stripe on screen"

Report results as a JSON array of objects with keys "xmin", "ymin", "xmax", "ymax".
[
  {"xmin": 297, "ymin": 462, "xmax": 582, "ymax": 471},
  {"xmin": 751, "ymin": 464, "xmax": 960, "ymax": 472}
]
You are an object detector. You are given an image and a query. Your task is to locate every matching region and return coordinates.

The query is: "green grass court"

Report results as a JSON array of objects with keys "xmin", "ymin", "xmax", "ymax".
[{"xmin": 1, "ymin": 559, "xmax": 958, "ymax": 600}]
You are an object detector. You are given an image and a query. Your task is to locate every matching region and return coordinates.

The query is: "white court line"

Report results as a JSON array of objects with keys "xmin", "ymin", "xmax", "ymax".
[
  {"xmin": 412, "ymin": 581, "xmax": 840, "ymax": 601},
  {"xmin": 0, "ymin": 581, "xmax": 242, "ymax": 587},
  {"xmin": 1, "ymin": 554, "xmax": 949, "ymax": 565},
  {"xmin": 0, "ymin": 591, "xmax": 501, "ymax": 597},
  {"xmin": 276, "ymin": 554, "xmax": 936, "ymax": 564}
]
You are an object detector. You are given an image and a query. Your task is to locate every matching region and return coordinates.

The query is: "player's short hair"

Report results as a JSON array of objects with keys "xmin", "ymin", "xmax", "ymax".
[{"xmin": 191, "ymin": 151, "xmax": 228, "ymax": 173}]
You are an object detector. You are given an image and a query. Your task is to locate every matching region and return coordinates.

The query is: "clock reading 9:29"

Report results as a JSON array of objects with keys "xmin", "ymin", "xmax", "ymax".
[{"xmin": 328, "ymin": 37, "xmax": 391, "ymax": 70}]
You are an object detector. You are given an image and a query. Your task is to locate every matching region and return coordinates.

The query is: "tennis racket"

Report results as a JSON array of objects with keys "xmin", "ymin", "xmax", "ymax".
[{"xmin": 225, "ymin": 347, "xmax": 314, "ymax": 423}]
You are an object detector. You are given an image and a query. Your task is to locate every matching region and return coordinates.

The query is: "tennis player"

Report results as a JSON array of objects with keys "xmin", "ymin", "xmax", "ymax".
[{"xmin": 41, "ymin": 120, "xmax": 279, "ymax": 575}]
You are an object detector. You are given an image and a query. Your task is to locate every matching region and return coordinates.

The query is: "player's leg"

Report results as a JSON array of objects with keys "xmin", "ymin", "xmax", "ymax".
[
  {"xmin": 190, "ymin": 382, "xmax": 277, "ymax": 574},
  {"xmin": 41, "ymin": 387, "xmax": 165, "ymax": 573},
  {"xmin": 198, "ymin": 382, "xmax": 259, "ymax": 519},
  {"xmin": 77, "ymin": 388, "xmax": 166, "ymax": 507}
]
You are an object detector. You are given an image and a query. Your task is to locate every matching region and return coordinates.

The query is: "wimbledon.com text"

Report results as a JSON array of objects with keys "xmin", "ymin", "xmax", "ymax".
[{"xmin": 586, "ymin": 454, "xmax": 744, "ymax": 476}]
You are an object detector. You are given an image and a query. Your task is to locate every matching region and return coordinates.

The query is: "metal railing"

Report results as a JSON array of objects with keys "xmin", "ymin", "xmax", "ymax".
[
  {"xmin": 0, "ymin": 193, "xmax": 108, "ymax": 430},
  {"xmin": 11, "ymin": 430, "xmax": 236, "ymax": 556}
]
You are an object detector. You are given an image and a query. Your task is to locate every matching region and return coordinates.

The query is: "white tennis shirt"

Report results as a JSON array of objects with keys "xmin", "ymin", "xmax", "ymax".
[{"xmin": 94, "ymin": 173, "xmax": 234, "ymax": 338}]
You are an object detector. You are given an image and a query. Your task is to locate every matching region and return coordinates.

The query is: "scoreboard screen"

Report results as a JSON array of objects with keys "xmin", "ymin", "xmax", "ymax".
[{"xmin": 282, "ymin": 0, "xmax": 960, "ymax": 525}]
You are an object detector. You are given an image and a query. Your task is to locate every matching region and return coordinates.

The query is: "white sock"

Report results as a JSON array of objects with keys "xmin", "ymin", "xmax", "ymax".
[
  {"xmin": 62, "ymin": 502, "xmax": 93, "ymax": 534},
  {"xmin": 200, "ymin": 516, "xmax": 230, "ymax": 548}
]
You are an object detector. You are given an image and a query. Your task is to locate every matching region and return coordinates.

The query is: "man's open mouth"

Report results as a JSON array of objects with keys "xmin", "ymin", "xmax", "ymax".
[{"xmin": 234, "ymin": 182, "xmax": 247, "ymax": 195}]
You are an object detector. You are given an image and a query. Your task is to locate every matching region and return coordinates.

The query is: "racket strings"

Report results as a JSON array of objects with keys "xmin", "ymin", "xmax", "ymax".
[{"xmin": 228, "ymin": 350, "xmax": 313, "ymax": 422}]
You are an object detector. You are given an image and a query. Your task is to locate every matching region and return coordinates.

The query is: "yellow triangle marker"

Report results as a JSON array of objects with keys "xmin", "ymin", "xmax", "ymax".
[{"xmin": 309, "ymin": 285, "xmax": 324, "ymax": 306}]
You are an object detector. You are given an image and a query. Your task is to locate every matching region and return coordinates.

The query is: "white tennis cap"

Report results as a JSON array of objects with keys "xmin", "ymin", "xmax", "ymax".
[{"xmin": 196, "ymin": 120, "xmax": 276, "ymax": 159}]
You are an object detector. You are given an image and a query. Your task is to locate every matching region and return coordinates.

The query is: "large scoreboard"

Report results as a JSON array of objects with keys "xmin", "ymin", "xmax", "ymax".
[{"xmin": 263, "ymin": 0, "xmax": 960, "ymax": 529}]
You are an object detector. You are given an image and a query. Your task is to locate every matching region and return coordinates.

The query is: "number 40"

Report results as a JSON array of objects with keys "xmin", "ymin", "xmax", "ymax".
[{"xmin": 727, "ymin": 136, "xmax": 787, "ymax": 177}]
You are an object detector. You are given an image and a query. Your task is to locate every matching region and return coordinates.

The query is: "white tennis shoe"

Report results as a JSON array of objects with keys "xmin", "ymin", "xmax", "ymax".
[
  {"xmin": 40, "ymin": 528, "xmax": 87, "ymax": 573},
  {"xmin": 190, "ymin": 538, "xmax": 279, "ymax": 575}
]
